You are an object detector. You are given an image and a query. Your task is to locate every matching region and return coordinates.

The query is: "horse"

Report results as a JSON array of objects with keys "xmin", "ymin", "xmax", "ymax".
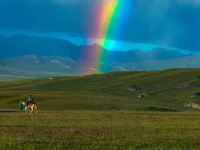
[
  {"xmin": 184, "ymin": 102, "xmax": 200, "ymax": 110},
  {"xmin": 20, "ymin": 101, "xmax": 38, "ymax": 114}
]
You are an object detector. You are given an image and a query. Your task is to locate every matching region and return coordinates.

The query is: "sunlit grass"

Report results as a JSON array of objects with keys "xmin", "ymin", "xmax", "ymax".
[{"xmin": 1, "ymin": 111, "xmax": 200, "ymax": 149}]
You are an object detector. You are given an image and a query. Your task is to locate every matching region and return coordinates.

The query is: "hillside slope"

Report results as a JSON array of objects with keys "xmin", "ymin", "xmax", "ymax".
[{"xmin": 0, "ymin": 69, "xmax": 200, "ymax": 111}]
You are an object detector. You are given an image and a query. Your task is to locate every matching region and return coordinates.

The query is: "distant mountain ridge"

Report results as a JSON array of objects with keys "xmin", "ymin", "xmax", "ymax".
[
  {"xmin": 0, "ymin": 34, "xmax": 199, "ymax": 76},
  {"xmin": 0, "ymin": 34, "xmax": 83, "ymax": 60},
  {"xmin": 0, "ymin": 34, "xmax": 188, "ymax": 61},
  {"xmin": 0, "ymin": 55, "xmax": 79, "ymax": 76}
]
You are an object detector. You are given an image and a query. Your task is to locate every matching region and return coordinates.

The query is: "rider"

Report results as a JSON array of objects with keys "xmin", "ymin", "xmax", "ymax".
[{"xmin": 26, "ymin": 95, "xmax": 34, "ymax": 106}]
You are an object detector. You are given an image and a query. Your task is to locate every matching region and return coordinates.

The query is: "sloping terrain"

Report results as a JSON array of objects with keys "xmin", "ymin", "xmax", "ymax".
[
  {"xmin": 0, "ymin": 69, "xmax": 200, "ymax": 111},
  {"xmin": 0, "ymin": 55, "xmax": 80, "ymax": 76}
]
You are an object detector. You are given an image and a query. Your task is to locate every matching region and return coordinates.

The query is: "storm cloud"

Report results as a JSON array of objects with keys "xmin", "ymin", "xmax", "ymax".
[{"xmin": 0, "ymin": 0, "xmax": 199, "ymax": 51}]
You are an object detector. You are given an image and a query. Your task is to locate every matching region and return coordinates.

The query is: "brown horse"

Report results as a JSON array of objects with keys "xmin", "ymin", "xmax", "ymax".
[{"xmin": 21, "ymin": 101, "xmax": 38, "ymax": 114}]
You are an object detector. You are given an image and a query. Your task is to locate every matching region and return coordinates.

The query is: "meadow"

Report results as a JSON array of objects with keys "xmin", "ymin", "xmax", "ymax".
[
  {"xmin": 1, "ymin": 69, "xmax": 200, "ymax": 111},
  {"xmin": 1, "ymin": 69, "xmax": 200, "ymax": 149},
  {"xmin": 1, "ymin": 111, "xmax": 200, "ymax": 150}
]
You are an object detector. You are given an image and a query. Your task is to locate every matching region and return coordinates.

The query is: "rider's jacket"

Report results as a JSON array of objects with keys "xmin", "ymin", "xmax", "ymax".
[{"xmin": 27, "ymin": 96, "xmax": 33, "ymax": 102}]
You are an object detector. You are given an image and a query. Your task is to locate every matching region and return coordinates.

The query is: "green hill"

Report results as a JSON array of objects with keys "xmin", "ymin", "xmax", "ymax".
[{"xmin": 0, "ymin": 68, "xmax": 200, "ymax": 111}]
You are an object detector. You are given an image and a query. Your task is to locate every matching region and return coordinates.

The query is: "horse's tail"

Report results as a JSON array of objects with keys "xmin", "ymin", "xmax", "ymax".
[
  {"xmin": 34, "ymin": 103, "xmax": 38, "ymax": 114},
  {"xmin": 34, "ymin": 103, "xmax": 38, "ymax": 110}
]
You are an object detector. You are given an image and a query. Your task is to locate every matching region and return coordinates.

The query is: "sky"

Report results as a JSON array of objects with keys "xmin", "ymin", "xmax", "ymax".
[{"xmin": 0, "ymin": 0, "xmax": 200, "ymax": 52}]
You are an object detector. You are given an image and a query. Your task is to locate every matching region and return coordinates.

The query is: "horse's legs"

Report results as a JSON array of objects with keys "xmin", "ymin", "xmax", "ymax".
[
  {"xmin": 25, "ymin": 107, "xmax": 28, "ymax": 113},
  {"xmin": 34, "ymin": 105, "xmax": 38, "ymax": 115},
  {"xmin": 30, "ymin": 106, "xmax": 33, "ymax": 113},
  {"xmin": 24, "ymin": 104, "xmax": 38, "ymax": 114}
]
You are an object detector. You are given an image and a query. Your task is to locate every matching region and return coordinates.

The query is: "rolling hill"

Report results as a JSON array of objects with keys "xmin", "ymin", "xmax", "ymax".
[{"xmin": 0, "ymin": 69, "xmax": 200, "ymax": 111}]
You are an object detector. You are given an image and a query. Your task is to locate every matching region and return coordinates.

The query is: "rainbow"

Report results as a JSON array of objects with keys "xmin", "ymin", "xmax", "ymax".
[
  {"xmin": 97, "ymin": 0, "xmax": 119, "ymax": 73},
  {"xmin": 82, "ymin": 0, "xmax": 132, "ymax": 74}
]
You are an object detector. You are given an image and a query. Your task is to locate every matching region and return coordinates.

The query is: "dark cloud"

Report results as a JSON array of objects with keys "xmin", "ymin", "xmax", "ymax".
[
  {"xmin": 0, "ymin": 0, "xmax": 199, "ymax": 51},
  {"xmin": 0, "ymin": 0, "xmax": 92, "ymax": 33}
]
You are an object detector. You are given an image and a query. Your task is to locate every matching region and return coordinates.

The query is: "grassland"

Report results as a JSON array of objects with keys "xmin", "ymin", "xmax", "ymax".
[
  {"xmin": 0, "ymin": 68, "xmax": 200, "ymax": 111},
  {"xmin": 1, "ymin": 111, "xmax": 200, "ymax": 150},
  {"xmin": 1, "ymin": 69, "xmax": 200, "ymax": 149}
]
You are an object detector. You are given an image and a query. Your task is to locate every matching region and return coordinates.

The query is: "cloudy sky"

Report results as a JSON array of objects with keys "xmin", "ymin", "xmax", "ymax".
[{"xmin": 0, "ymin": 0, "xmax": 199, "ymax": 52}]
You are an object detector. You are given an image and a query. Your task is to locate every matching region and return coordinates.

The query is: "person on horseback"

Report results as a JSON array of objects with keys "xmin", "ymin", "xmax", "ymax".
[
  {"xmin": 26, "ymin": 95, "xmax": 34, "ymax": 106},
  {"xmin": 19, "ymin": 95, "xmax": 38, "ymax": 114}
]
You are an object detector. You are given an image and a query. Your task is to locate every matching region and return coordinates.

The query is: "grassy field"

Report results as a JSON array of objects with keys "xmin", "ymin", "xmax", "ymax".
[
  {"xmin": 1, "ymin": 111, "xmax": 200, "ymax": 150},
  {"xmin": 1, "ymin": 69, "xmax": 200, "ymax": 149},
  {"xmin": 0, "ymin": 68, "xmax": 200, "ymax": 111}
]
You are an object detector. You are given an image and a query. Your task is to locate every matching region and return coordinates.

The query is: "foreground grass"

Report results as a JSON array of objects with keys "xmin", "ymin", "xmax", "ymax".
[{"xmin": 1, "ymin": 111, "xmax": 200, "ymax": 150}]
